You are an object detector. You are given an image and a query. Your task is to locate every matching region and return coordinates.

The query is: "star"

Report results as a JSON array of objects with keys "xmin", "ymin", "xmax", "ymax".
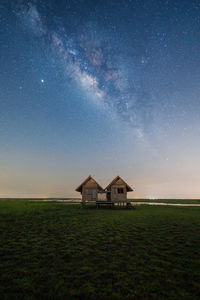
[{"xmin": 41, "ymin": 79, "xmax": 44, "ymax": 83}]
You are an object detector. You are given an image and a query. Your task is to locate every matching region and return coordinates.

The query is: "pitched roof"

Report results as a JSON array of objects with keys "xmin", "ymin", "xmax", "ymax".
[
  {"xmin": 75, "ymin": 175, "xmax": 104, "ymax": 192},
  {"xmin": 105, "ymin": 176, "xmax": 133, "ymax": 192}
]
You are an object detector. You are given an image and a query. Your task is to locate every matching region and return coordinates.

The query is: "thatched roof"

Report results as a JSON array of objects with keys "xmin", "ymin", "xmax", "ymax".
[
  {"xmin": 75, "ymin": 175, "xmax": 104, "ymax": 193},
  {"xmin": 105, "ymin": 176, "xmax": 133, "ymax": 192}
]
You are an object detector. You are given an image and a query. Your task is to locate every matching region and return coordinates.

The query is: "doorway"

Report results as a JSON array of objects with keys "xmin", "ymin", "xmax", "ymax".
[{"xmin": 107, "ymin": 192, "xmax": 111, "ymax": 201}]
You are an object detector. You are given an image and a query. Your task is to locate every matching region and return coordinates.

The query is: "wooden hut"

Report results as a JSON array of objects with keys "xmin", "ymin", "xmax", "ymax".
[
  {"xmin": 105, "ymin": 176, "xmax": 133, "ymax": 202},
  {"xmin": 75, "ymin": 175, "xmax": 104, "ymax": 203}
]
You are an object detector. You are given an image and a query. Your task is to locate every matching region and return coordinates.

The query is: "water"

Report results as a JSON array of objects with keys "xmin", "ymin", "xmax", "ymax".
[{"xmin": 130, "ymin": 202, "xmax": 200, "ymax": 207}]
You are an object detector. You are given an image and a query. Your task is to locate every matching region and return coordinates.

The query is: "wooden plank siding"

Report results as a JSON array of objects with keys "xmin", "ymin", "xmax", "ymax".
[
  {"xmin": 76, "ymin": 175, "xmax": 133, "ymax": 207},
  {"xmin": 82, "ymin": 178, "xmax": 98, "ymax": 202},
  {"xmin": 75, "ymin": 176, "xmax": 104, "ymax": 202},
  {"xmin": 110, "ymin": 178, "xmax": 127, "ymax": 202}
]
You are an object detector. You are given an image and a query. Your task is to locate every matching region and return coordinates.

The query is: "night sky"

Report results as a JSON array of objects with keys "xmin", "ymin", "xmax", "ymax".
[{"xmin": 1, "ymin": 0, "xmax": 200, "ymax": 198}]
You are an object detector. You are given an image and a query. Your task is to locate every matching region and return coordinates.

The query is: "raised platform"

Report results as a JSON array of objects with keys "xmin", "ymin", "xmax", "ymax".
[{"xmin": 81, "ymin": 201, "xmax": 133, "ymax": 209}]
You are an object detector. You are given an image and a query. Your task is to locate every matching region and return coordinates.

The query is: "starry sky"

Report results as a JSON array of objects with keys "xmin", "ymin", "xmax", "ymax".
[{"xmin": 1, "ymin": 0, "xmax": 200, "ymax": 198}]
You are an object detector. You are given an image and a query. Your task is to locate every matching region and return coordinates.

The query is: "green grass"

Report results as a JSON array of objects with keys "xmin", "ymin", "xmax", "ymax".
[{"xmin": 0, "ymin": 200, "xmax": 200, "ymax": 299}]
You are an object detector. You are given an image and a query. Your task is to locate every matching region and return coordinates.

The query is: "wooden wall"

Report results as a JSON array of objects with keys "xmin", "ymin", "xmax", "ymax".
[
  {"xmin": 82, "ymin": 178, "xmax": 98, "ymax": 201},
  {"xmin": 110, "ymin": 178, "xmax": 127, "ymax": 201}
]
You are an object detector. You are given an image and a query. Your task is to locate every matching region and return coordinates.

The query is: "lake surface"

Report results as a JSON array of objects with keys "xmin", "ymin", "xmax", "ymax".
[
  {"xmin": 131, "ymin": 202, "xmax": 200, "ymax": 207},
  {"xmin": 31, "ymin": 199, "xmax": 200, "ymax": 206}
]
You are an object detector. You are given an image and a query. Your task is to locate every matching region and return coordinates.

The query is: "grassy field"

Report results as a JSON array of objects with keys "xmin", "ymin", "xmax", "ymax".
[{"xmin": 0, "ymin": 200, "xmax": 200, "ymax": 299}]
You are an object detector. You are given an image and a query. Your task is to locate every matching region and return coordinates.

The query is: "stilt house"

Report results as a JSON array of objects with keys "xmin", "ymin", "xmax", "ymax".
[
  {"xmin": 76, "ymin": 175, "xmax": 133, "ymax": 203},
  {"xmin": 75, "ymin": 175, "xmax": 104, "ymax": 202},
  {"xmin": 105, "ymin": 176, "xmax": 133, "ymax": 202}
]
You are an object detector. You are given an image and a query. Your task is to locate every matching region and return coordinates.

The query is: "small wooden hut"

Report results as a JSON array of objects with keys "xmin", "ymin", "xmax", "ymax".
[
  {"xmin": 105, "ymin": 176, "xmax": 133, "ymax": 202},
  {"xmin": 75, "ymin": 175, "xmax": 104, "ymax": 203}
]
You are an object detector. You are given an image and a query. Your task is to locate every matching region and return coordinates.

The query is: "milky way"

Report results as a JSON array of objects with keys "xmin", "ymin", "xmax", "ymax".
[{"xmin": 13, "ymin": 1, "xmax": 153, "ymax": 134}]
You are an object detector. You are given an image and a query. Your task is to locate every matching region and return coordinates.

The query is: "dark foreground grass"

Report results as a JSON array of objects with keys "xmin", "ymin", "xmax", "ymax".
[{"xmin": 0, "ymin": 201, "xmax": 200, "ymax": 300}]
